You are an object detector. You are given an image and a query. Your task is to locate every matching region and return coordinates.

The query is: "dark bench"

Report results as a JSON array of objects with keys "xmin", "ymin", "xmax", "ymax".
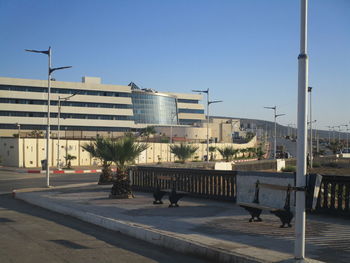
[
  {"xmin": 153, "ymin": 175, "xmax": 186, "ymax": 207},
  {"xmin": 238, "ymin": 180, "xmax": 294, "ymax": 228}
]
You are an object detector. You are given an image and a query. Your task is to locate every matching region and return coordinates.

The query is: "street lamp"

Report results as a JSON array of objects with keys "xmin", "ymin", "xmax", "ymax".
[
  {"xmin": 264, "ymin": 106, "xmax": 285, "ymax": 159},
  {"xmin": 344, "ymin": 124, "xmax": 350, "ymax": 151},
  {"xmin": 334, "ymin": 125, "xmax": 341, "ymax": 142},
  {"xmin": 16, "ymin": 123, "xmax": 21, "ymax": 138},
  {"xmin": 326, "ymin": 125, "xmax": 332, "ymax": 145},
  {"xmin": 25, "ymin": 47, "xmax": 72, "ymax": 187},
  {"xmin": 307, "ymin": 119, "xmax": 316, "ymax": 168},
  {"xmin": 170, "ymin": 111, "xmax": 178, "ymax": 143},
  {"xmin": 57, "ymin": 93, "xmax": 77, "ymax": 170},
  {"xmin": 295, "ymin": 0, "xmax": 309, "ymax": 259},
  {"xmin": 192, "ymin": 89, "xmax": 222, "ymax": 163}
]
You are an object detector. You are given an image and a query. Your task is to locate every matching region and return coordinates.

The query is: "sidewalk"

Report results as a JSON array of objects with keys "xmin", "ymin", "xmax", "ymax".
[{"xmin": 14, "ymin": 184, "xmax": 350, "ymax": 263}]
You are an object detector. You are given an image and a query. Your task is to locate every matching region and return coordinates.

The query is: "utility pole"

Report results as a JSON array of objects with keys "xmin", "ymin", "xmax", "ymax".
[
  {"xmin": 295, "ymin": 0, "xmax": 308, "ymax": 259},
  {"xmin": 26, "ymin": 47, "xmax": 71, "ymax": 187}
]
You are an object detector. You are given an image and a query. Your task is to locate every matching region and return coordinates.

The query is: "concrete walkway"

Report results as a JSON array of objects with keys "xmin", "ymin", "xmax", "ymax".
[{"xmin": 14, "ymin": 183, "xmax": 350, "ymax": 263}]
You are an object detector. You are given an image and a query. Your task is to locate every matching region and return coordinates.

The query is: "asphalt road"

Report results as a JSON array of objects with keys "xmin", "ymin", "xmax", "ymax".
[{"xmin": 0, "ymin": 171, "xmax": 210, "ymax": 263}]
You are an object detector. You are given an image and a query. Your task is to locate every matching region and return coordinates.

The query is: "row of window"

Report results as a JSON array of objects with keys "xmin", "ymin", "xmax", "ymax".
[
  {"xmin": 177, "ymin": 99, "xmax": 199, "ymax": 104},
  {"xmin": 179, "ymin": 119, "xmax": 201, "ymax": 125},
  {"xmin": 0, "ymin": 124, "xmax": 131, "ymax": 132},
  {"xmin": 0, "ymin": 85, "xmax": 131, "ymax": 97},
  {"xmin": 0, "ymin": 111, "xmax": 134, "ymax": 121},
  {"xmin": 178, "ymin": 109, "xmax": 204, "ymax": 114},
  {"xmin": 0, "ymin": 98, "xmax": 133, "ymax": 109}
]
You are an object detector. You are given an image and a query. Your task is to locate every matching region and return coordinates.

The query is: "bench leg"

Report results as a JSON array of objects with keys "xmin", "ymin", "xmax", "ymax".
[
  {"xmin": 153, "ymin": 189, "xmax": 167, "ymax": 205},
  {"xmin": 270, "ymin": 210, "xmax": 294, "ymax": 228},
  {"xmin": 168, "ymin": 202, "xmax": 179, "ymax": 208},
  {"xmin": 240, "ymin": 205, "xmax": 263, "ymax": 222}
]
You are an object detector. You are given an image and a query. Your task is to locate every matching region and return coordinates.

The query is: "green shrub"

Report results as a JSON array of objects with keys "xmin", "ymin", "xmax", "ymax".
[{"xmin": 282, "ymin": 165, "xmax": 296, "ymax": 172}]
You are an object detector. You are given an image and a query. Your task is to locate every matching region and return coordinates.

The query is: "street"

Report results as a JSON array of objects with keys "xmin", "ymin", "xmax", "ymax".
[{"xmin": 0, "ymin": 170, "xmax": 209, "ymax": 263}]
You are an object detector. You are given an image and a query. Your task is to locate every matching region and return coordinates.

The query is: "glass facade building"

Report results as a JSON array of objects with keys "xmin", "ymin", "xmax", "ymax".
[{"xmin": 131, "ymin": 90, "xmax": 178, "ymax": 125}]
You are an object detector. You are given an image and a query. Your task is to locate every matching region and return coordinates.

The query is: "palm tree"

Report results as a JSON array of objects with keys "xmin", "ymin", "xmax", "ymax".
[
  {"xmin": 328, "ymin": 140, "xmax": 342, "ymax": 154},
  {"xmin": 240, "ymin": 148, "xmax": 248, "ymax": 158},
  {"xmin": 109, "ymin": 137, "xmax": 148, "ymax": 197},
  {"xmin": 170, "ymin": 143, "xmax": 198, "ymax": 163},
  {"xmin": 141, "ymin": 126, "xmax": 156, "ymax": 142},
  {"xmin": 108, "ymin": 137, "xmax": 148, "ymax": 173},
  {"xmin": 209, "ymin": 146, "xmax": 216, "ymax": 161},
  {"xmin": 247, "ymin": 147, "xmax": 256, "ymax": 158},
  {"xmin": 82, "ymin": 137, "xmax": 114, "ymax": 184},
  {"xmin": 64, "ymin": 154, "xmax": 76, "ymax": 169},
  {"xmin": 218, "ymin": 146, "xmax": 236, "ymax": 162},
  {"xmin": 256, "ymin": 146, "xmax": 265, "ymax": 160}
]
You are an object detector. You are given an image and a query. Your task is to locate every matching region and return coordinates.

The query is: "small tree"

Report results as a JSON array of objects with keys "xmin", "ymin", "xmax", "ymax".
[
  {"xmin": 218, "ymin": 146, "xmax": 236, "ymax": 162},
  {"xmin": 247, "ymin": 147, "xmax": 256, "ymax": 158},
  {"xmin": 64, "ymin": 154, "xmax": 76, "ymax": 169},
  {"xmin": 209, "ymin": 146, "xmax": 216, "ymax": 161},
  {"xmin": 141, "ymin": 126, "xmax": 156, "ymax": 142},
  {"xmin": 240, "ymin": 148, "xmax": 248, "ymax": 158},
  {"xmin": 328, "ymin": 140, "xmax": 342, "ymax": 154},
  {"xmin": 82, "ymin": 137, "xmax": 114, "ymax": 184},
  {"xmin": 109, "ymin": 137, "xmax": 148, "ymax": 198},
  {"xmin": 170, "ymin": 143, "xmax": 198, "ymax": 163},
  {"xmin": 256, "ymin": 146, "xmax": 265, "ymax": 160}
]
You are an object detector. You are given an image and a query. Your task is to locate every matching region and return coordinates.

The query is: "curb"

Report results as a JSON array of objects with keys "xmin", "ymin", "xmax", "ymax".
[{"xmin": 23, "ymin": 169, "xmax": 103, "ymax": 174}]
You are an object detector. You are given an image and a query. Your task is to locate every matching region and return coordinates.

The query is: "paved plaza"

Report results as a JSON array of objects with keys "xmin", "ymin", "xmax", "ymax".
[{"xmin": 15, "ymin": 183, "xmax": 350, "ymax": 263}]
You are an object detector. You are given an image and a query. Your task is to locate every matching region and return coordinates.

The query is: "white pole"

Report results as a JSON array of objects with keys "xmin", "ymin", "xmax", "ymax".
[
  {"xmin": 309, "ymin": 87, "xmax": 313, "ymax": 168},
  {"xmin": 274, "ymin": 107, "xmax": 277, "ymax": 159},
  {"xmin": 57, "ymin": 96, "xmax": 61, "ymax": 170},
  {"xmin": 46, "ymin": 47, "xmax": 52, "ymax": 187},
  {"xmin": 295, "ymin": 0, "xmax": 308, "ymax": 259},
  {"xmin": 206, "ymin": 89, "xmax": 210, "ymax": 163}
]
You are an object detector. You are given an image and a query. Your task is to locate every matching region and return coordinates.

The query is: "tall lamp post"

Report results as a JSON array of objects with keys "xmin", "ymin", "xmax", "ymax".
[
  {"xmin": 192, "ymin": 89, "xmax": 222, "ymax": 162},
  {"xmin": 264, "ymin": 106, "xmax": 285, "ymax": 159},
  {"xmin": 343, "ymin": 124, "xmax": 349, "ymax": 151},
  {"xmin": 57, "ymin": 93, "xmax": 77, "ymax": 170},
  {"xmin": 308, "ymin": 119, "xmax": 316, "ymax": 168},
  {"xmin": 326, "ymin": 125, "xmax": 332, "ymax": 145},
  {"xmin": 169, "ymin": 111, "xmax": 177, "ymax": 144},
  {"xmin": 295, "ymin": 0, "xmax": 309, "ymax": 259},
  {"xmin": 25, "ymin": 47, "xmax": 71, "ymax": 187},
  {"xmin": 16, "ymin": 123, "xmax": 21, "ymax": 138},
  {"xmin": 334, "ymin": 125, "xmax": 341, "ymax": 142}
]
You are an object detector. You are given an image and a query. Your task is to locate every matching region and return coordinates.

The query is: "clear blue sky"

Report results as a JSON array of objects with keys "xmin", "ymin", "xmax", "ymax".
[{"xmin": 1, "ymin": 0, "xmax": 349, "ymax": 130}]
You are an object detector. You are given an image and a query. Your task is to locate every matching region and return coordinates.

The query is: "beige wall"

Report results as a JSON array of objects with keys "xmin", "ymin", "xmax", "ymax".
[
  {"xmin": 0, "ymin": 137, "xmax": 257, "ymax": 168},
  {"xmin": 155, "ymin": 126, "xmax": 208, "ymax": 140}
]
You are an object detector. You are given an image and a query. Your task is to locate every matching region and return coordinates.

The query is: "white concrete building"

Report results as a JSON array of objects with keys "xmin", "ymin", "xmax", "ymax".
[{"xmin": 0, "ymin": 76, "xmax": 205, "ymax": 138}]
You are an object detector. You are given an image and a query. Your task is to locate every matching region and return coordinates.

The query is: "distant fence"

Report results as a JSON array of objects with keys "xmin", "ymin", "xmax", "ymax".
[
  {"xmin": 130, "ymin": 166, "xmax": 237, "ymax": 201},
  {"xmin": 316, "ymin": 175, "xmax": 350, "ymax": 216}
]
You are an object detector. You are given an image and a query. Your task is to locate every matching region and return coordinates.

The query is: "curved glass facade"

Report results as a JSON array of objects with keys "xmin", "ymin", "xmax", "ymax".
[{"xmin": 131, "ymin": 91, "xmax": 178, "ymax": 125}]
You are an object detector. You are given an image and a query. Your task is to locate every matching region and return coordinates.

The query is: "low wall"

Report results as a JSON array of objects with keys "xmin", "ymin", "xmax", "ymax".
[
  {"xmin": 236, "ymin": 171, "xmax": 295, "ymax": 210},
  {"xmin": 0, "ymin": 137, "xmax": 257, "ymax": 168}
]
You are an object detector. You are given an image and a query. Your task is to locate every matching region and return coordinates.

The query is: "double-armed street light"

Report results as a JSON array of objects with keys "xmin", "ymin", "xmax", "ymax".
[
  {"xmin": 25, "ymin": 47, "xmax": 72, "ymax": 187},
  {"xmin": 15, "ymin": 123, "xmax": 21, "ymax": 138},
  {"xmin": 57, "ymin": 93, "xmax": 77, "ymax": 170},
  {"xmin": 334, "ymin": 125, "xmax": 342, "ymax": 142},
  {"xmin": 264, "ymin": 106, "xmax": 286, "ymax": 159},
  {"xmin": 341, "ymin": 124, "xmax": 349, "ymax": 151},
  {"xmin": 169, "ymin": 111, "xmax": 177, "ymax": 144},
  {"xmin": 307, "ymin": 119, "xmax": 316, "ymax": 168},
  {"xmin": 192, "ymin": 89, "xmax": 222, "ymax": 163}
]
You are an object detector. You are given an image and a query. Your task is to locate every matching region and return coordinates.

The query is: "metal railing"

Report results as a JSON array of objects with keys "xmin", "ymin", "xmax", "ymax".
[
  {"xmin": 316, "ymin": 175, "xmax": 350, "ymax": 216},
  {"xmin": 130, "ymin": 166, "xmax": 237, "ymax": 201}
]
